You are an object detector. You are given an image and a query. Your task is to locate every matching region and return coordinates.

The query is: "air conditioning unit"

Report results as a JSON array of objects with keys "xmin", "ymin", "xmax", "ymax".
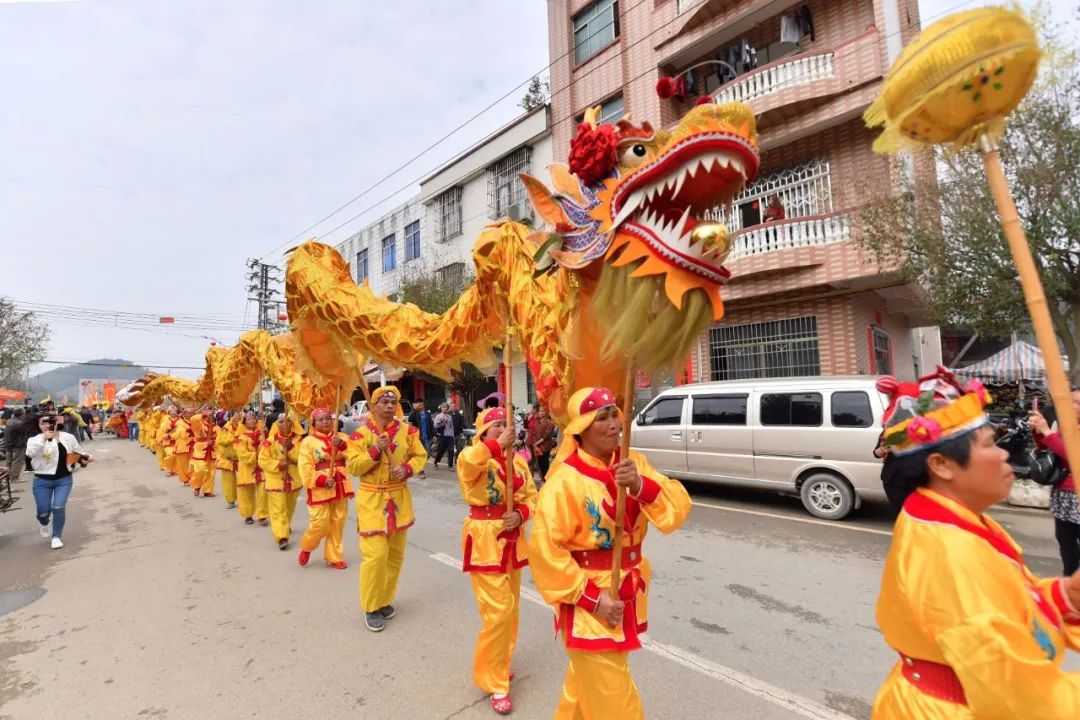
[{"xmin": 507, "ymin": 202, "xmax": 533, "ymax": 223}]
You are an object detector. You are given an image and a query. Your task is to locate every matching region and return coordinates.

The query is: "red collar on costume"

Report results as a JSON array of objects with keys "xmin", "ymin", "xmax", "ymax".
[
  {"xmin": 905, "ymin": 488, "xmax": 1060, "ymax": 629},
  {"xmin": 565, "ymin": 448, "xmax": 621, "ymax": 482},
  {"xmin": 366, "ymin": 419, "xmax": 400, "ymax": 436}
]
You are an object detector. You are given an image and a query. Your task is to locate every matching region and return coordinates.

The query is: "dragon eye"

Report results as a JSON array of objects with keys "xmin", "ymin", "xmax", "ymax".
[{"xmin": 621, "ymin": 143, "xmax": 650, "ymax": 167}]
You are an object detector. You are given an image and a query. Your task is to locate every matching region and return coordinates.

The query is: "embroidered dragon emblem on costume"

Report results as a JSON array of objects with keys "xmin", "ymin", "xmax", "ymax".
[
  {"xmin": 585, "ymin": 497, "xmax": 613, "ymax": 550},
  {"xmin": 485, "ymin": 469, "xmax": 502, "ymax": 507}
]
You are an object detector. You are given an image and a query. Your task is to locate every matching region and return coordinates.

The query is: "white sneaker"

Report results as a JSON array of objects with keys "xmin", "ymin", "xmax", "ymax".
[
  {"xmin": 50, "ymin": 537, "xmax": 64, "ymax": 549},
  {"xmin": 39, "ymin": 523, "xmax": 51, "ymax": 539}
]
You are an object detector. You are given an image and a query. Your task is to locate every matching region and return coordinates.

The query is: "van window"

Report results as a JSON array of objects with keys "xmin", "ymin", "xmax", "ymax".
[
  {"xmin": 831, "ymin": 391, "xmax": 873, "ymax": 428},
  {"xmin": 692, "ymin": 395, "xmax": 747, "ymax": 425},
  {"xmin": 640, "ymin": 397, "xmax": 684, "ymax": 426},
  {"xmin": 760, "ymin": 393, "xmax": 822, "ymax": 426}
]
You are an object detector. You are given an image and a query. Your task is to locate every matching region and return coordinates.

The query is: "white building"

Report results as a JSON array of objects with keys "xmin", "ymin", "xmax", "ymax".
[{"xmin": 336, "ymin": 105, "xmax": 553, "ymax": 410}]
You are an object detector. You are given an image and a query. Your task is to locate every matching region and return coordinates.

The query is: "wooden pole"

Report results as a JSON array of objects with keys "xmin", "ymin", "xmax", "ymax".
[
  {"xmin": 980, "ymin": 134, "xmax": 1080, "ymax": 481},
  {"xmin": 608, "ymin": 365, "xmax": 636, "ymax": 600},
  {"xmin": 328, "ymin": 385, "xmax": 342, "ymax": 483},
  {"xmin": 503, "ymin": 331, "xmax": 515, "ymax": 516}
]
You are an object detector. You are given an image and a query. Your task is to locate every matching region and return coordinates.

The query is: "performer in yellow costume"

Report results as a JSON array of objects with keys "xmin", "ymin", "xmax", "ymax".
[
  {"xmin": 529, "ymin": 387, "xmax": 692, "ymax": 720},
  {"xmin": 260, "ymin": 413, "xmax": 304, "ymax": 550},
  {"xmin": 215, "ymin": 413, "xmax": 240, "ymax": 509},
  {"xmin": 345, "ymin": 385, "xmax": 428, "ymax": 633},
  {"xmin": 456, "ymin": 406, "xmax": 538, "ymax": 715},
  {"xmin": 871, "ymin": 369, "xmax": 1080, "ymax": 718},
  {"xmin": 171, "ymin": 408, "xmax": 193, "ymax": 487},
  {"xmin": 234, "ymin": 411, "xmax": 264, "ymax": 525},
  {"xmin": 157, "ymin": 405, "xmax": 178, "ymax": 476},
  {"xmin": 188, "ymin": 411, "xmax": 216, "ymax": 497},
  {"xmin": 297, "ymin": 408, "xmax": 353, "ymax": 568}
]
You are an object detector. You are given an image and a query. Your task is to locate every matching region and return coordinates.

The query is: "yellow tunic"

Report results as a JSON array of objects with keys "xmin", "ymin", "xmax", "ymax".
[
  {"xmin": 297, "ymin": 431, "xmax": 354, "ymax": 505},
  {"xmin": 345, "ymin": 419, "xmax": 427, "ymax": 536},
  {"xmin": 234, "ymin": 429, "xmax": 263, "ymax": 487},
  {"xmin": 214, "ymin": 421, "xmax": 238, "ymax": 472},
  {"xmin": 171, "ymin": 418, "xmax": 192, "ymax": 456},
  {"xmin": 528, "ymin": 448, "xmax": 692, "ymax": 652},
  {"xmin": 874, "ymin": 487, "xmax": 1080, "ymax": 718},
  {"xmin": 457, "ymin": 440, "xmax": 538, "ymax": 572},
  {"xmin": 158, "ymin": 415, "xmax": 177, "ymax": 455},
  {"xmin": 259, "ymin": 424, "xmax": 303, "ymax": 492}
]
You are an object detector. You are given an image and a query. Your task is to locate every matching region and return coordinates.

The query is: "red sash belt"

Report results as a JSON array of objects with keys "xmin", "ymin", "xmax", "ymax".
[
  {"xmin": 900, "ymin": 655, "xmax": 967, "ymax": 705},
  {"xmin": 315, "ymin": 459, "xmax": 345, "ymax": 471},
  {"xmin": 571, "ymin": 544, "xmax": 642, "ymax": 571},
  {"xmin": 469, "ymin": 505, "xmax": 506, "ymax": 520}
]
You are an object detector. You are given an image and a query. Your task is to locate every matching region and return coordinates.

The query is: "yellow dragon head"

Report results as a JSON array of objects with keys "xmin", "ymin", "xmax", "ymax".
[{"xmin": 522, "ymin": 102, "xmax": 759, "ymax": 369}]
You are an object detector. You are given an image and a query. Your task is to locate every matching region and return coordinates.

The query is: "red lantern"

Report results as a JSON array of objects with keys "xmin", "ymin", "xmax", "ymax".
[
  {"xmin": 277, "ymin": 313, "xmax": 288, "ymax": 322},
  {"xmin": 159, "ymin": 316, "xmax": 174, "ymax": 324},
  {"xmin": 210, "ymin": 341, "xmax": 217, "ymax": 347}
]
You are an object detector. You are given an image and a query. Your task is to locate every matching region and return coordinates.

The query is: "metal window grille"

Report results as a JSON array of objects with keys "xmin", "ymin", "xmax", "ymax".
[
  {"xmin": 873, "ymin": 328, "xmax": 892, "ymax": 375},
  {"xmin": 436, "ymin": 262, "xmax": 466, "ymax": 291},
  {"xmin": 709, "ymin": 316, "xmax": 820, "ymax": 381},
  {"xmin": 355, "ymin": 249, "xmax": 369, "ymax": 284},
  {"xmin": 487, "ymin": 147, "xmax": 533, "ymax": 220},
  {"xmin": 573, "ymin": 0, "xmax": 618, "ymax": 64},
  {"xmin": 381, "ymin": 234, "xmax": 396, "ymax": 272},
  {"xmin": 709, "ymin": 159, "xmax": 832, "ymax": 232},
  {"xmin": 436, "ymin": 187, "xmax": 462, "ymax": 242},
  {"xmin": 404, "ymin": 220, "xmax": 421, "ymax": 262}
]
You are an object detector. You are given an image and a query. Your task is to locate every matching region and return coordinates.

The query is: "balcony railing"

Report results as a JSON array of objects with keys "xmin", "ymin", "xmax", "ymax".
[
  {"xmin": 713, "ymin": 51, "xmax": 835, "ymax": 105},
  {"xmin": 728, "ymin": 212, "xmax": 850, "ymax": 261}
]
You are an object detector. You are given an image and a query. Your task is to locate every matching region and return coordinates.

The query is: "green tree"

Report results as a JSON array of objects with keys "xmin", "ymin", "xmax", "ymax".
[
  {"xmin": 0, "ymin": 297, "xmax": 50, "ymax": 391},
  {"xmin": 856, "ymin": 35, "xmax": 1080, "ymax": 382},
  {"xmin": 518, "ymin": 75, "xmax": 549, "ymax": 112}
]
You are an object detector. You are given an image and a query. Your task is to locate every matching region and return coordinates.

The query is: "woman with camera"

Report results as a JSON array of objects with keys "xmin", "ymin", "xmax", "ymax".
[
  {"xmin": 1030, "ymin": 388, "xmax": 1080, "ymax": 575},
  {"xmin": 24, "ymin": 413, "xmax": 93, "ymax": 549}
]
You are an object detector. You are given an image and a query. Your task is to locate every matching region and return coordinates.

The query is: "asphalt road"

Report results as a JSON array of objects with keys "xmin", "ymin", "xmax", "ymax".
[{"xmin": 0, "ymin": 438, "xmax": 1074, "ymax": 720}]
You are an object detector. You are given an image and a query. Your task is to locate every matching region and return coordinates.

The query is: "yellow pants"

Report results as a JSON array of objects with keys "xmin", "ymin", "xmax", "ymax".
[
  {"xmin": 220, "ymin": 469, "xmax": 237, "ymax": 505},
  {"xmin": 190, "ymin": 461, "xmax": 215, "ymax": 494},
  {"xmin": 237, "ymin": 484, "xmax": 256, "ymax": 520},
  {"xmin": 554, "ymin": 649, "xmax": 642, "ymax": 720},
  {"xmin": 358, "ymin": 530, "xmax": 408, "ymax": 613},
  {"xmin": 268, "ymin": 489, "xmax": 301, "ymax": 542},
  {"xmin": 300, "ymin": 499, "xmax": 347, "ymax": 564},
  {"xmin": 158, "ymin": 448, "xmax": 174, "ymax": 474},
  {"xmin": 254, "ymin": 483, "xmax": 269, "ymax": 520},
  {"xmin": 470, "ymin": 570, "xmax": 521, "ymax": 695},
  {"xmin": 175, "ymin": 453, "xmax": 191, "ymax": 485}
]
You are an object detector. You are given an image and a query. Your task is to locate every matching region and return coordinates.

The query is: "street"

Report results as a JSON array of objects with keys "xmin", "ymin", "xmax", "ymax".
[{"xmin": 0, "ymin": 437, "xmax": 1073, "ymax": 720}]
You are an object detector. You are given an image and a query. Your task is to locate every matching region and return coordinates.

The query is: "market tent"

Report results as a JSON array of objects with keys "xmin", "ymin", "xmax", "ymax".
[{"xmin": 953, "ymin": 340, "xmax": 1069, "ymax": 383}]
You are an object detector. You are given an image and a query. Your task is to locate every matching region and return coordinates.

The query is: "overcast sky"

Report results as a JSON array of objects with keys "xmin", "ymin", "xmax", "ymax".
[{"xmin": 3, "ymin": 0, "xmax": 1075, "ymax": 382}]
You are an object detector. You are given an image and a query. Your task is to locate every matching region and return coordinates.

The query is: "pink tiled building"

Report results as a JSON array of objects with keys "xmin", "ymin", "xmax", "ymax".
[{"xmin": 547, "ymin": 0, "xmax": 941, "ymax": 384}]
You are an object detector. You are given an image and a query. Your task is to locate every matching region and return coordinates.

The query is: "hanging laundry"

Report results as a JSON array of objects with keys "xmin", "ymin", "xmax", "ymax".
[
  {"xmin": 684, "ymin": 69, "xmax": 698, "ymax": 96},
  {"xmin": 740, "ymin": 38, "xmax": 758, "ymax": 70},
  {"xmin": 797, "ymin": 4, "xmax": 815, "ymax": 41},
  {"xmin": 780, "ymin": 14, "xmax": 801, "ymax": 44},
  {"xmin": 724, "ymin": 45, "xmax": 740, "ymax": 81},
  {"xmin": 673, "ymin": 74, "xmax": 688, "ymax": 101}
]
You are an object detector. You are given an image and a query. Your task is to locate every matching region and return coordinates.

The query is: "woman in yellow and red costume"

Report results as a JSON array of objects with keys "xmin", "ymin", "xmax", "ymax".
[
  {"xmin": 345, "ymin": 385, "xmax": 428, "ymax": 633},
  {"xmin": 297, "ymin": 407, "xmax": 353, "ymax": 568},
  {"xmin": 171, "ymin": 408, "xmax": 194, "ymax": 487},
  {"xmin": 872, "ymin": 368, "xmax": 1080, "ymax": 718},
  {"xmin": 234, "ymin": 411, "xmax": 264, "ymax": 525},
  {"xmin": 259, "ymin": 412, "xmax": 304, "ymax": 551},
  {"xmin": 528, "ymin": 386, "xmax": 692, "ymax": 719},
  {"xmin": 157, "ymin": 405, "xmax": 179, "ymax": 476},
  {"xmin": 215, "ymin": 413, "xmax": 240, "ymax": 509},
  {"xmin": 188, "ymin": 411, "xmax": 216, "ymax": 497},
  {"xmin": 456, "ymin": 406, "xmax": 538, "ymax": 715}
]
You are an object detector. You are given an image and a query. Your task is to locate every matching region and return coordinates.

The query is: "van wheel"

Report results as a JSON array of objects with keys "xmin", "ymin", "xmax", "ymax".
[{"xmin": 799, "ymin": 473, "xmax": 855, "ymax": 520}]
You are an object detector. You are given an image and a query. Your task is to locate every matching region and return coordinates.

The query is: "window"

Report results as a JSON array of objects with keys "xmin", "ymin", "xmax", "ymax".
[
  {"xmin": 871, "ymin": 327, "xmax": 893, "ymax": 375},
  {"xmin": 760, "ymin": 393, "xmax": 823, "ymax": 426},
  {"xmin": 692, "ymin": 395, "xmax": 747, "ymax": 425},
  {"xmin": 831, "ymin": 391, "xmax": 873, "ymax": 428},
  {"xmin": 436, "ymin": 261, "xmax": 466, "ymax": 291},
  {"xmin": 404, "ymin": 220, "xmax": 421, "ymax": 262},
  {"xmin": 487, "ymin": 147, "xmax": 532, "ymax": 220},
  {"xmin": 573, "ymin": 0, "xmax": 619, "ymax": 64},
  {"xmin": 435, "ymin": 187, "xmax": 462, "ymax": 242},
  {"xmin": 355, "ymin": 249, "xmax": 369, "ymax": 284},
  {"xmin": 579, "ymin": 94, "xmax": 625, "ymax": 127},
  {"xmin": 639, "ymin": 397, "xmax": 683, "ymax": 426},
  {"xmin": 709, "ymin": 316, "xmax": 820, "ymax": 381},
  {"xmin": 381, "ymin": 234, "xmax": 396, "ymax": 272}
]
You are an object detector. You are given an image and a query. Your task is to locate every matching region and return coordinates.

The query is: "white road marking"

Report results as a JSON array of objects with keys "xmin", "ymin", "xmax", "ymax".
[
  {"xmin": 429, "ymin": 552, "xmax": 857, "ymax": 720},
  {"xmin": 691, "ymin": 501, "xmax": 893, "ymax": 537}
]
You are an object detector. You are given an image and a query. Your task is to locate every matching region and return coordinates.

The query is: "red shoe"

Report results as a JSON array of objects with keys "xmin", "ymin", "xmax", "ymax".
[
  {"xmin": 203, "ymin": 492, "xmax": 215, "ymax": 497},
  {"xmin": 509, "ymin": 670, "xmax": 515, "ymax": 681},
  {"xmin": 491, "ymin": 694, "xmax": 512, "ymax": 715},
  {"xmin": 328, "ymin": 561, "xmax": 347, "ymax": 569},
  {"xmin": 193, "ymin": 488, "xmax": 201, "ymax": 497},
  {"xmin": 298, "ymin": 550, "xmax": 310, "ymax": 567}
]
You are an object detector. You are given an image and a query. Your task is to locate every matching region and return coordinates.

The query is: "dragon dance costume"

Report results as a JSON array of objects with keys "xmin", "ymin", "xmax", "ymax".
[
  {"xmin": 214, "ymin": 415, "xmax": 240, "ymax": 508},
  {"xmin": 171, "ymin": 412, "xmax": 193, "ymax": 487},
  {"xmin": 259, "ymin": 418, "xmax": 304, "ymax": 548},
  {"xmin": 345, "ymin": 385, "xmax": 428, "ymax": 618},
  {"xmin": 297, "ymin": 409, "xmax": 354, "ymax": 568},
  {"xmin": 456, "ymin": 407, "xmax": 538, "ymax": 709},
  {"xmin": 872, "ymin": 370, "xmax": 1080, "ymax": 717},
  {"xmin": 188, "ymin": 413, "xmax": 216, "ymax": 496},
  {"xmin": 234, "ymin": 423, "xmax": 264, "ymax": 524},
  {"xmin": 156, "ymin": 411, "xmax": 177, "ymax": 475},
  {"xmin": 529, "ymin": 387, "xmax": 692, "ymax": 719}
]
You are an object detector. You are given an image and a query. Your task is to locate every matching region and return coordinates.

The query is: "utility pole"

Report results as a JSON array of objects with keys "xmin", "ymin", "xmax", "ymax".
[{"xmin": 246, "ymin": 258, "xmax": 284, "ymax": 407}]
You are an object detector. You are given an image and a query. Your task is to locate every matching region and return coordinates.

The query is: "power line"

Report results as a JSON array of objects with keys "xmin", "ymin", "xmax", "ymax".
[{"xmin": 37, "ymin": 360, "xmax": 207, "ymax": 370}]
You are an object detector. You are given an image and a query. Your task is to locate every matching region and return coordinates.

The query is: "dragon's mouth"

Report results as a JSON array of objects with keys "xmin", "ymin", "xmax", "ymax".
[{"xmin": 610, "ymin": 131, "xmax": 757, "ymax": 281}]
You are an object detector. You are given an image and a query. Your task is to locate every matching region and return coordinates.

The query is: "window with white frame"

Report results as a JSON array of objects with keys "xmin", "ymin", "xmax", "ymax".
[
  {"xmin": 711, "ymin": 159, "xmax": 833, "ymax": 232},
  {"xmin": 435, "ymin": 187, "xmax": 462, "ymax": 242},
  {"xmin": 487, "ymin": 147, "xmax": 532, "ymax": 220},
  {"xmin": 404, "ymin": 220, "xmax": 421, "ymax": 262},
  {"xmin": 709, "ymin": 316, "xmax": 820, "ymax": 381},
  {"xmin": 871, "ymin": 327, "xmax": 892, "ymax": 375},
  {"xmin": 381, "ymin": 234, "xmax": 396, "ymax": 272},
  {"xmin": 573, "ymin": 0, "xmax": 618, "ymax": 64},
  {"xmin": 355, "ymin": 248, "xmax": 369, "ymax": 284}
]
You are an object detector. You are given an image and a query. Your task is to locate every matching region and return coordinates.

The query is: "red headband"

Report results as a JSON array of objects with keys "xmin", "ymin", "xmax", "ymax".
[{"xmin": 578, "ymin": 387, "xmax": 616, "ymax": 415}]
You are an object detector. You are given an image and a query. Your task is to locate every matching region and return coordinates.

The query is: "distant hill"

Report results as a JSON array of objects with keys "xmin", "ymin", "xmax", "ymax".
[{"xmin": 27, "ymin": 359, "xmax": 148, "ymax": 406}]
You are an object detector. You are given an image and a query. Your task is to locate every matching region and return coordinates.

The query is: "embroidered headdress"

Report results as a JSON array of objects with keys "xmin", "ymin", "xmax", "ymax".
[{"xmin": 878, "ymin": 367, "xmax": 992, "ymax": 456}]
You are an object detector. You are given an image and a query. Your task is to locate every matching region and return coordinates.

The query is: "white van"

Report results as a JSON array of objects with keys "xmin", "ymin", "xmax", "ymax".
[{"xmin": 630, "ymin": 376, "xmax": 887, "ymax": 520}]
